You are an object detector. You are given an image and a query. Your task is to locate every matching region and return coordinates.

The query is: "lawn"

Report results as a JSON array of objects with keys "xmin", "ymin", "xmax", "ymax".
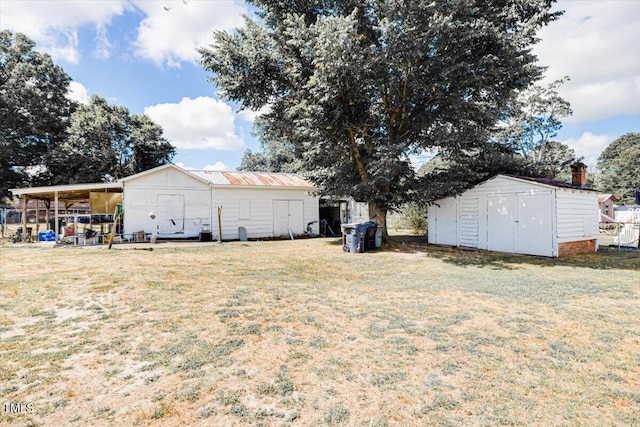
[{"xmin": 0, "ymin": 238, "xmax": 639, "ymax": 426}]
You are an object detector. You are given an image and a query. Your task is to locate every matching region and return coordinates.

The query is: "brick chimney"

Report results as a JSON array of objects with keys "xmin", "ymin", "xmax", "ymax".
[{"xmin": 571, "ymin": 162, "xmax": 588, "ymax": 188}]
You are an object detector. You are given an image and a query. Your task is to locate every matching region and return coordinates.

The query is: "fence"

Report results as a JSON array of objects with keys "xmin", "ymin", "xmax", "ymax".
[{"xmin": 599, "ymin": 222, "xmax": 640, "ymax": 250}]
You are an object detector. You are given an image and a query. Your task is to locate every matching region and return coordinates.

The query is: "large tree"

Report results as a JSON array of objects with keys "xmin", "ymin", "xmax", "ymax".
[
  {"xmin": 494, "ymin": 76, "xmax": 573, "ymax": 177},
  {"xmin": 597, "ymin": 132, "xmax": 640, "ymax": 205},
  {"xmin": 200, "ymin": 0, "xmax": 561, "ymax": 238},
  {"xmin": 47, "ymin": 95, "xmax": 175, "ymax": 183},
  {"xmin": 0, "ymin": 30, "xmax": 73, "ymax": 201}
]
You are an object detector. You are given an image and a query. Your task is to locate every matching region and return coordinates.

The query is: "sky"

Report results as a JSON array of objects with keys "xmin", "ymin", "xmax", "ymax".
[{"xmin": 1, "ymin": 0, "xmax": 639, "ymax": 172}]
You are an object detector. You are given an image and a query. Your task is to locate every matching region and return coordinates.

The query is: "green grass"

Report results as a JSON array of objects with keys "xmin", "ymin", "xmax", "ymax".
[{"xmin": 0, "ymin": 238, "xmax": 638, "ymax": 426}]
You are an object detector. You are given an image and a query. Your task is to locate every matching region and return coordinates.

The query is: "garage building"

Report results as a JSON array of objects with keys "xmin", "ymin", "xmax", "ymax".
[
  {"xmin": 427, "ymin": 164, "xmax": 599, "ymax": 257},
  {"xmin": 10, "ymin": 164, "xmax": 319, "ymax": 242}
]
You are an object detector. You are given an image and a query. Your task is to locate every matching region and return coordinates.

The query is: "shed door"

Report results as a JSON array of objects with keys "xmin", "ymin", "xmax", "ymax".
[
  {"xmin": 273, "ymin": 200, "xmax": 304, "ymax": 237},
  {"xmin": 487, "ymin": 192, "xmax": 553, "ymax": 256},
  {"xmin": 434, "ymin": 200, "xmax": 457, "ymax": 246},
  {"xmin": 487, "ymin": 195, "xmax": 517, "ymax": 253},
  {"xmin": 157, "ymin": 194, "xmax": 184, "ymax": 234},
  {"xmin": 516, "ymin": 192, "xmax": 553, "ymax": 256}
]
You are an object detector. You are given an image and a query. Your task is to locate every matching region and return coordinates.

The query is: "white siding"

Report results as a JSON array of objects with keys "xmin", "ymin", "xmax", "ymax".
[
  {"xmin": 555, "ymin": 189, "xmax": 599, "ymax": 243},
  {"xmin": 123, "ymin": 168, "xmax": 211, "ymax": 238},
  {"xmin": 212, "ymin": 187, "xmax": 319, "ymax": 240}
]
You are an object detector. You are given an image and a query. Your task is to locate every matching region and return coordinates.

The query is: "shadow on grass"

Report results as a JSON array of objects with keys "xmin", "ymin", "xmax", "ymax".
[{"xmin": 382, "ymin": 235, "xmax": 640, "ymax": 271}]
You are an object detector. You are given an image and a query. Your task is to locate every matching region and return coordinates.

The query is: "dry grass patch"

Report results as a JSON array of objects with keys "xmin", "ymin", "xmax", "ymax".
[{"xmin": 0, "ymin": 239, "xmax": 638, "ymax": 426}]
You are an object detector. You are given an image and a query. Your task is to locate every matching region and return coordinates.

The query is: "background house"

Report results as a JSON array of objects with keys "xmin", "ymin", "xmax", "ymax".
[
  {"xmin": 598, "ymin": 194, "xmax": 618, "ymax": 223},
  {"xmin": 427, "ymin": 164, "xmax": 599, "ymax": 257}
]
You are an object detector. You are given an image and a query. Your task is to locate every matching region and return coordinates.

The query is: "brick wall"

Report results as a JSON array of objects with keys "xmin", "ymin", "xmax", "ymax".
[{"xmin": 558, "ymin": 239, "xmax": 597, "ymax": 257}]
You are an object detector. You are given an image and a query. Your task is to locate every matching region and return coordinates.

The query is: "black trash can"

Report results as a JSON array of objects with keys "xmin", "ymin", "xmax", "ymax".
[{"xmin": 363, "ymin": 221, "xmax": 378, "ymax": 251}]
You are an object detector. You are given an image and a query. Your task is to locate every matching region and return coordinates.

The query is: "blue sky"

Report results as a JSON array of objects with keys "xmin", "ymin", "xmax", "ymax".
[{"xmin": 2, "ymin": 0, "xmax": 639, "ymax": 172}]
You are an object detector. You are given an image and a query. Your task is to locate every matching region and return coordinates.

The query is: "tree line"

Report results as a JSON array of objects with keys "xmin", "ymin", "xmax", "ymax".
[{"xmin": 0, "ymin": 30, "xmax": 175, "ymax": 203}]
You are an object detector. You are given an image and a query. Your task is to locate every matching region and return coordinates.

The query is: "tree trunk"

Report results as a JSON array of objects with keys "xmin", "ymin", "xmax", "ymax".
[{"xmin": 368, "ymin": 202, "xmax": 390, "ymax": 243}]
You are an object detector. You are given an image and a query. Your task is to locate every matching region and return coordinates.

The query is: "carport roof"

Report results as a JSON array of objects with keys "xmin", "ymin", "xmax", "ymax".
[{"xmin": 9, "ymin": 182, "xmax": 122, "ymax": 202}]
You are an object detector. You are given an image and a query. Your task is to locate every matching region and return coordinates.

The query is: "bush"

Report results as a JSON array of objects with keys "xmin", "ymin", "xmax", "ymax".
[{"xmin": 393, "ymin": 203, "xmax": 428, "ymax": 235}]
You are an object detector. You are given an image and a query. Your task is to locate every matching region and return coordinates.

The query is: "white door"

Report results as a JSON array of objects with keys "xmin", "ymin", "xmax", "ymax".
[
  {"xmin": 157, "ymin": 194, "xmax": 184, "ymax": 234},
  {"xmin": 273, "ymin": 200, "xmax": 304, "ymax": 237},
  {"xmin": 516, "ymin": 192, "xmax": 553, "ymax": 256},
  {"xmin": 487, "ymin": 192, "xmax": 553, "ymax": 256},
  {"xmin": 273, "ymin": 200, "xmax": 289, "ymax": 237},
  {"xmin": 288, "ymin": 200, "xmax": 304, "ymax": 235},
  {"xmin": 487, "ymin": 195, "xmax": 517, "ymax": 253},
  {"xmin": 435, "ymin": 200, "xmax": 457, "ymax": 246}
]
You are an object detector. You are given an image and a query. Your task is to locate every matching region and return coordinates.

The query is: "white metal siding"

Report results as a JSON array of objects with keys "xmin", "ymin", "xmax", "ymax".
[
  {"xmin": 555, "ymin": 189, "xmax": 599, "ymax": 243},
  {"xmin": 213, "ymin": 187, "xmax": 319, "ymax": 240},
  {"xmin": 123, "ymin": 168, "xmax": 211, "ymax": 237}
]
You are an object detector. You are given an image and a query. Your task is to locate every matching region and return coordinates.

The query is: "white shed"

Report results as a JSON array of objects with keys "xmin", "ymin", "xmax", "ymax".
[
  {"xmin": 427, "ymin": 174, "xmax": 599, "ymax": 257},
  {"xmin": 121, "ymin": 164, "xmax": 319, "ymax": 240}
]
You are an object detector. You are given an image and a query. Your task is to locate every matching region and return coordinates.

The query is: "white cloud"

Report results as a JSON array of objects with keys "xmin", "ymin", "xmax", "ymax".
[
  {"xmin": 0, "ymin": 0, "xmax": 128, "ymax": 63},
  {"xmin": 144, "ymin": 97, "xmax": 245, "ymax": 151},
  {"xmin": 131, "ymin": 0, "xmax": 247, "ymax": 67},
  {"xmin": 203, "ymin": 162, "xmax": 229, "ymax": 171},
  {"xmin": 67, "ymin": 81, "xmax": 90, "ymax": 104},
  {"xmin": 237, "ymin": 105, "xmax": 272, "ymax": 123},
  {"xmin": 93, "ymin": 24, "xmax": 113, "ymax": 60},
  {"xmin": 534, "ymin": 1, "xmax": 640, "ymax": 122},
  {"xmin": 175, "ymin": 161, "xmax": 228, "ymax": 171},
  {"xmin": 561, "ymin": 132, "xmax": 614, "ymax": 168}
]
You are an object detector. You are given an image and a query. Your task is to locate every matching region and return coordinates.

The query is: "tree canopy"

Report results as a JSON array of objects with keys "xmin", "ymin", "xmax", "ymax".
[
  {"xmin": 1, "ymin": 31, "xmax": 175, "ymax": 202},
  {"xmin": 597, "ymin": 132, "xmax": 640, "ymax": 204},
  {"xmin": 0, "ymin": 30, "xmax": 73, "ymax": 200},
  {"xmin": 48, "ymin": 95, "xmax": 175, "ymax": 184},
  {"xmin": 200, "ymin": 0, "xmax": 562, "ymax": 237}
]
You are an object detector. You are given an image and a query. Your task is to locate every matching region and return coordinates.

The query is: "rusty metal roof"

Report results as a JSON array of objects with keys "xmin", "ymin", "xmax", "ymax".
[{"xmin": 189, "ymin": 171, "xmax": 317, "ymax": 189}]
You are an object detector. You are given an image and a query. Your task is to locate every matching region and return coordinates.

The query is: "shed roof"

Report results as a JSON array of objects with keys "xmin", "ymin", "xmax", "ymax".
[
  {"xmin": 189, "ymin": 170, "xmax": 317, "ymax": 189},
  {"xmin": 502, "ymin": 175, "xmax": 598, "ymax": 192}
]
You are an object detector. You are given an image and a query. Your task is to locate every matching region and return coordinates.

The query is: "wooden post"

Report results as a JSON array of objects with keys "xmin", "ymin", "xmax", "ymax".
[
  {"xmin": 107, "ymin": 206, "xmax": 120, "ymax": 249},
  {"xmin": 54, "ymin": 192, "xmax": 59, "ymax": 243},
  {"xmin": 217, "ymin": 206, "xmax": 222, "ymax": 244},
  {"xmin": 35, "ymin": 200, "xmax": 40, "ymax": 236},
  {"xmin": 21, "ymin": 195, "xmax": 27, "ymax": 243}
]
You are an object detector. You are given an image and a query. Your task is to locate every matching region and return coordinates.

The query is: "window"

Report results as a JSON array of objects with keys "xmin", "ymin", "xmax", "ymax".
[{"xmin": 238, "ymin": 199, "xmax": 250, "ymax": 220}]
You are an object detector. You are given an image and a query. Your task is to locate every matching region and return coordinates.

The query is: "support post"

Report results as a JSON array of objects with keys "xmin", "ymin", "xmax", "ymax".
[
  {"xmin": 217, "ymin": 206, "xmax": 222, "ymax": 244},
  {"xmin": 21, "ymin": 195, "xmax": 27, "ymax": 243},
  {"xmin": 54, "ymin": 192, "xmax": 59, "ymax": 243},
  {"xmin": 35, "ymin": 200, "xmax": 40, "ymax": 235}
]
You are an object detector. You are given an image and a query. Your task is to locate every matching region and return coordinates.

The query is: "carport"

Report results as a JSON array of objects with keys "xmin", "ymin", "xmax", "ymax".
[{"xmin": 9, "ymin": 182, "xmax": 122, "ymax": 243}]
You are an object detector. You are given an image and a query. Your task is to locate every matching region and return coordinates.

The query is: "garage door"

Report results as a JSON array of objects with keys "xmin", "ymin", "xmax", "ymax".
[
  {"xmin": 487, "ymin": 192, "xmax": 553, "ymax": 256},
  {"xmin": 273, "ymin": 200, "xmax": 304, "ymax": 237}
]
